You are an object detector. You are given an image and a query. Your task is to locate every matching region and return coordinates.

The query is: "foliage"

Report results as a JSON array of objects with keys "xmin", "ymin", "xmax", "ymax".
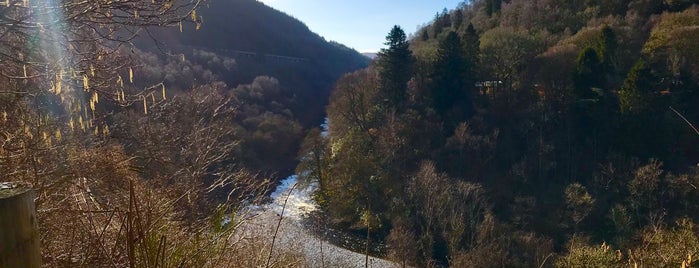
[
  {"xmin": 138, "ymin": 0, "xmax": 370, "ymax": 126},
  {"xmin": 574, "ymin": 46, "xmax": 605, "ymax": 98},
  {"xmin": 565, "ymin": 183, "xmax": 596, "ymax": 228},
  {"xmin": 431, "ymin": 31, "xmax": 474, "ymax": 122},
  {"xmin": 377, "ymin": 25, "xmax": 414, "ymax": 108},
  {"xmin": 301, "ymin": 1, "xmax": 699, "ymax": 267},
  {"xmin": 631, "ymin": 219, "xmax": 699, "ymax": 267},
  {"xmin": 0, "ymin": 0, "xmax": 338, "ymax": 266},
  {"xmin": 643, "ymin": 7, "xmax": 699, "ymax": 78},
  {"xmin": 5, "ymin": 0, "xmax": 699, "ymax": 266},
  {"xmin": 556, "ymin": 240, "xmax": 621, "ymax": 268},
  {"xmin": 479, "ymin": 27, "xmax": 541, "ymax": 89},
  {"xmin": 619, "ymin": 59, "xmax": 656, "ymax": 114}
]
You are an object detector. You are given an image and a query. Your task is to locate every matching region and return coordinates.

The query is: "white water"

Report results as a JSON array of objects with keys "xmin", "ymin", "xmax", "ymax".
[
  {"xmin": 245, "ymin": 175, "xmax": 395, "ymax": 267},
  {"xmin": 233, "ymin": 119, "xmax": 395, "ymax": 267},
  {"xmin": 267, "ymin": 175, "xmax": 318, "ymax": 220}
]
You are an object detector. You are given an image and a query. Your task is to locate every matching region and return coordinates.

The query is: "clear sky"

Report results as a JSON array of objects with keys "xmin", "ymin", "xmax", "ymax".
[{"xmin": 258, "ymin": 0, "xmax": 464, "ymax": 53}]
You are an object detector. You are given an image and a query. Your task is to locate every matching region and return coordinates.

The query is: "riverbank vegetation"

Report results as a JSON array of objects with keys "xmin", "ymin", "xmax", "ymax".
[{"xmin": 300, "ymin": 1, "xmax": 699, "ymax": 266}]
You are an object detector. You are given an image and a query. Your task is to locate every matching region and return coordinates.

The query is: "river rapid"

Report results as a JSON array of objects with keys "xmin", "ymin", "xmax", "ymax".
[{"xmin": 247, "ymin": 175, "xmax": 395, "ymax": 267}]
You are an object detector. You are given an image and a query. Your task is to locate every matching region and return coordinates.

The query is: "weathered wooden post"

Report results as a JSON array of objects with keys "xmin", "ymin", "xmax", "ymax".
[{"xmin": 0, "ymin": 182, "xmax": 40, "ymax": 268}]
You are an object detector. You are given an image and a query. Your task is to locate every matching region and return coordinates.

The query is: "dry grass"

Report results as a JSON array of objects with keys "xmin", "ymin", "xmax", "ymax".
[{"xmin": 5, "ymin": 143, "xmax": 303, "ymax": 268}]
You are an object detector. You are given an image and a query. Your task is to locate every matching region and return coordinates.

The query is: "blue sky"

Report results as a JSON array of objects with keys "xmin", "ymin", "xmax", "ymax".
[{"xmin": 258, "ymin": 0, "xmax": 464, "ymax": 53}]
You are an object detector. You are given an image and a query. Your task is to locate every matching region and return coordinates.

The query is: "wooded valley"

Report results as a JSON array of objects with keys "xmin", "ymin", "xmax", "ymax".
[{"xmin": 1, "ymin": 0, "xmax": 699, "ymax": 267}]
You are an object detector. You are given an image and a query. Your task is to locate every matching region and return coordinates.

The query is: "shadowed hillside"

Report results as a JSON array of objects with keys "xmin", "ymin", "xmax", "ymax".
[{"xmin": 136, "ymin": 0, "xmax": 370, "ymax": 125}]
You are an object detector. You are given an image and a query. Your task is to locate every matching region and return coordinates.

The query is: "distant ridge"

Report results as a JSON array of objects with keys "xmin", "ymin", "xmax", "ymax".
[
  {"xmin": 361, "ymin": 52, "xmax": 378, "ymax": 60},
  {"xmin": 136, "ymin": 0, "xmax": 370, "ymax": 125}
]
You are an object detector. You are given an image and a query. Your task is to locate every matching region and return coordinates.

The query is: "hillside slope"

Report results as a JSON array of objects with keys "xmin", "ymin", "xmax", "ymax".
[
  {"xmin": 136, "ymin": 0, "xmax": 369, "ymax": 125},
  {"xmin": 307, "ymin": 0, "xmax": 699, "ymax": 266}
]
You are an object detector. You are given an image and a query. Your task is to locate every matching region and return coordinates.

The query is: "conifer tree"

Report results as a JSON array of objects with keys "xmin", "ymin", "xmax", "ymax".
[
  {"xmin": 377, "ymin": 25, "xmax": 413, "ymax": 109},
  {"xmin": 486, "ymin": 0, "xmax": 502, "ymax": 16},
  {"xmin": 431, "ymin": 31, "xmax": 473, "ymax": 121},
  {"xmin": 463, "ymin": 23, "xmax": 480, "ymax": 78},
  {"xmin": 598, "ymin": 26, "xmax": 617, "ymax": 65},
  {"xmin": 619, "ymin": 59, "xmax": 656, "ymax": 114},
  {"xmin": 421, "ymin": 29, "xmax": 430, "ymax": 41},
  {"xmin": 574, "ymin": 47, "xmax": 604, "ymax": 98},
  {"xmin": 433, "ymin": 9, "xmax": 451, "ymax": 36},
  {"xmin": 452, "ymin": 10, "xmax": 464, "ymax": 29},
  {"xmin": 597, "ymin": 25, "xmax": 618, "ymax": 77}
]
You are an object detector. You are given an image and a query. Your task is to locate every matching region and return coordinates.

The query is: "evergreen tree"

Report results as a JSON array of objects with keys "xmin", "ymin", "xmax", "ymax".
[
  {"xmin": 486, "ymin": 0, "xmax": 502, "ymax": 16},
  {"xmin": 619, "ymin": 59, "xmax": 656, "ymax": 114},
  {"xmin": 431, "ymin": 31, "xmax": 474, "ymax": 123},
  {"xmin": 574, "ymin": 46, "xmax": 604, "ymax": 98},
  {"xmin": 452, "ymin": 9, "xmax": 464, "ymax": 29},
  {"xmin": 433, "ymin": 9, "xmax": 451, "ymax": 36},
  {"xmin": 597, "ymin": 25, "xmax": 618, "ymax": 75},
  {"xmin": 377, "ymin": 25, "xmax": 413, "ymax": 108},
  {"xmin": 463, "ymin": 23, "xmax": 480, "ymax": 78}
]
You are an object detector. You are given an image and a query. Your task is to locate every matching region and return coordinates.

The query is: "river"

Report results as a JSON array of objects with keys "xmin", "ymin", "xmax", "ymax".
[{"xmin": 251, "ymin": 174, "xmax": 395, "ymax": 267}]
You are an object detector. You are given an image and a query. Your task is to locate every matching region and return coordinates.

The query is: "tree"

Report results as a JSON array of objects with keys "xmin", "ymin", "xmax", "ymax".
[
  {"xmin": 114, "ymin": 84, "xmax": 259, "ymax": 219},
  {"xmin": 377, "ymin": 25, "xmax": 413, "ymax": 109},
  {"xmin": 431, "ymin": 31, "xmax": 474, "ymax": 122},
  {"xmin": 597, "ymin": 25, "xmax": 618, "ymax": 72},
  {"xmin": 433, "ymin": 9, "xmax": 451, "ymax": 36},
  {"xmin": 532, "ymin": 44, "xmax": 578, "ymax": 109},
  {"xmin": 565, "ymin": 183, "xmax": 596, "ymax": 229},
  {"xmin": 452, "ymin": 9, "xmax": 464, "ymax": 29},
  {"xmin": 644, "ymin": 7, "xmax": 699, "ymax": 78},
  {"xmin": 557, "ymin": 240, "xmax": 621, "ymax": 268},
  {"xmin": 0, "ymin": 1, "xmax": 201, "ymax": 210},
  {"xmin": 628, "ymin": 0, "xmax": 666, "ymax": 17},
  {"xmin": 407, "ymin": 161, "xmax": 491, "ymax": 266},
  {"xmin": 463, "ymin": 23, "xmax": 481, "ymax": 67},
  {"xmin": 632, "ymin": 219, "xmax": 699, "ymax": 267},
  {"xmin": 627, "ymin": 160, "xmax": 663, "ymax": 215},
  {"xmin": 296, "ymin": 128, "xmax": 330, "ymax": 205},
  {"xmin": 479, "ymin": 27, "xmax": 540, "ymax": 90},
  {"xmin": 619, "ymin": 59, "xmax": 656, "ymax": 114},
  {"xmin": 574, "ymin": 46, "xmax": 604, "ymax": 98},
  {"xmin": 326, "ymin": 69, "xmax": 379, "ymax": 137},
  {"xmin": 0, "ymin": 0, "xmax": 200, "ymax": 114},
  {"xmin": 485, "ymin": 0, "xmax": 503, "ymax": 16},
  {"xmin": 421, "ymin": 29, "xmax": 430, "ymax": 41},
  {"xmin": 386, "ymin": 219, "xmax": 418, "ymax": 267}
]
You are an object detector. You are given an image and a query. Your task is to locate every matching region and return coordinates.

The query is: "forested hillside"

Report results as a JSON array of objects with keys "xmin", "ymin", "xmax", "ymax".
[
  {"xmin": 301, "ymin": 0, "xmax": 699, "ymax": 266},
  {"xmin": 124, "ymin": 0, "xmax": 370, "ymax": 175},
  {"xmin": 136, "ymin": 0, "xmax": 370, "ymax": 125}
]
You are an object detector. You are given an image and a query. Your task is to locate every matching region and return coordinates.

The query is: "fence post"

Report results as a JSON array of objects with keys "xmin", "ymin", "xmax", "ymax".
[{"xmin": 0, "ymin": 182, "xmax": 40, "ymax": 268}]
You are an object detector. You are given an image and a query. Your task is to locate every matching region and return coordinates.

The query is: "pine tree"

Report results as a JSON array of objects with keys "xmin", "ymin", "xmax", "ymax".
[
  {"xmin": 574, "ymin": 46, "xmax": 604, "ymax": 98},
  {"xmin": 597, "ymin": 25, "xmax": 618, "ymax": 75},
  {"xmin": 452, "ymin": 9, "xmax": 464, "ymax": 29},
  {"xmin": 431, "ymin": 31, "xmax": 474, "ymax": 122},
  {"xmin": 619, "ymin": 59, "xmax": 656, "ymax": 114},
  {"xmin": 486, "ymin": 0, "xmax": 502, "ymax": 16},
  {"xmin": 433, "ymin": 9, "xmax": 450, "ymax": 36},
  {"xmin": 463, "ymin": 23, "xmax": 480, "ymax": 77},
  {"xmin": 377, "ymin": 25, "xmax": 413, "ymax": 109}
]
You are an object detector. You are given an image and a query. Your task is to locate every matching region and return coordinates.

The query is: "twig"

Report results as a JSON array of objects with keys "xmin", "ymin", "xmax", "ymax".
[
  {"xmin": 538, "ymin": 253, "xmax": 554, "ymax": 268},
  {"xmin": 670, "ymin": 106, "xmax": 699, "ymax": 137},
  {"xmin": 266, "ymin": 182, "xmax": 298, "ymax": 268}
]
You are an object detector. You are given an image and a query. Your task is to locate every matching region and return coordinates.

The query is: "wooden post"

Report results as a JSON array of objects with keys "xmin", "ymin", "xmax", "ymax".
[{"xmin": 0, "ymin": 182, "xmax": 40, "ymax": 268}]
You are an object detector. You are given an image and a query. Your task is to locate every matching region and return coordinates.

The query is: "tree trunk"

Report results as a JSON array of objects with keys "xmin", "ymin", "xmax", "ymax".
[{"xmin": 0, "ymin": 182, "xmax": 40, "ymax": 268}]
